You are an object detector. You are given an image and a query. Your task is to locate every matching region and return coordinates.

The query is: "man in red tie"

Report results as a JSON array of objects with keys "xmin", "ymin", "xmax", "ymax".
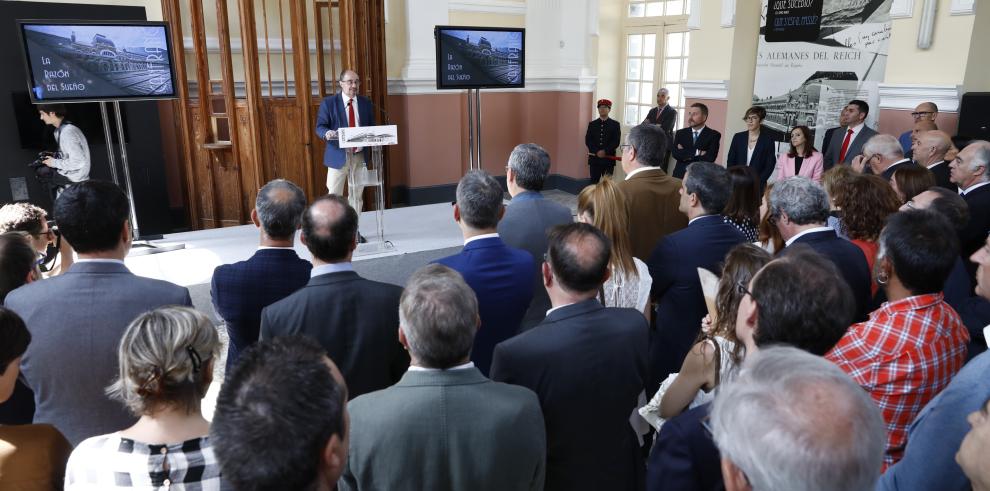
[
  {"xmin": 316, "ymin": 69, "xmax": 376, "ymax": 225},
  {"xmin": 823, "ymin": 99, "xmax": 877, "ymax": 170}
]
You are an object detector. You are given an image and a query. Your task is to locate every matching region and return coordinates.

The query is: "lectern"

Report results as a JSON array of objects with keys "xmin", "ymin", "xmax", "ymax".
[{"xmin": 337, "ymin": 124, "xmax": 398, "ymax": 256}]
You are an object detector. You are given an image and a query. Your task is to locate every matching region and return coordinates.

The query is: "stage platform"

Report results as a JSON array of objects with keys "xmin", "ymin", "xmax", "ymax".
[{"xmin": 125, "ymin": 201, "xmax": 463, "ymax": 287}]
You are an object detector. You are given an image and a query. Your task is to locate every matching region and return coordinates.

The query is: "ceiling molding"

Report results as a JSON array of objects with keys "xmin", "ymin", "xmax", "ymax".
[
  {"xmin": 682, "ymin": 79, "xmax": 729, "ymax": 100},
  {"xmin": 878, "ymin": 84, "xmax": 961, "ymax": 111},
  {"xmin": 448, "ymin": 0, "xmax": 527, "ymax": 15},
  {"xmin": 950, "ymin": 0, "xmax": 975, "ymax": 15},
  {"xmin": 890, "ymin": 0, "xmax": 915, "ymax": 19}
]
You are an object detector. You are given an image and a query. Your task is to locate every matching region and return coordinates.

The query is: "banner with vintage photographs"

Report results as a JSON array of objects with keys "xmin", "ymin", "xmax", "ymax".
[{"xmin": 754, "ymin": 0, "xmax": 892, "ymax": 148}]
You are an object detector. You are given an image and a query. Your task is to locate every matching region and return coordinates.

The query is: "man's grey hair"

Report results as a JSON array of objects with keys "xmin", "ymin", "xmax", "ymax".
[
  {"xmin": 508, "ymin": 143, "xmax": 551, "ymax": 191},
  {"xmin": 657, "ymin": 87, "xmax": 669, "ymax": 96},
  {"xmin": 256, "ymin": 179, "xmax": 307, "ymax": 240},
  {"xmin": 627, "ymin": 124, "xmax": 667, "ymax": 167},
  {"xmin": 964, "ymin": 140, "xmax": 990, "ymax": 181},
  {"xmin": 456, "ymin": 170, "xmax": 504, "ymax": 229},
  {"xmin": 684, "ymin": 162, "xmax": 731, "ymax": 214},
  {"xmin": 769, "ymin": 177, "xmax": 829, "ymax": 226},
  {"xmin": 711, "ymin": 346, "xmax": 885, "ymax": 491},
  {"xmin": 862, "ymin": 134, "xmax": 904, "ymax": 161},
  {"xmin": 399, "ymin": 264, "xmax": 479, "ymax": 369}
]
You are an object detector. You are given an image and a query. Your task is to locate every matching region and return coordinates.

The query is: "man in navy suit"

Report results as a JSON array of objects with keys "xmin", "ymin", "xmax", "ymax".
[
  {"xmin": 950, "ymin": 140, "xmax": 990, "ymax": 281},
  {"xmin": 491, "ymin": 223, "xmax": 648, "ymax": 491},
  {"xmin": 434, "ymin": 170, "xmax": 536, "ymax": 376},
  {"xmin": 211, "ymin": 179, "xmax": 312, "ymax": 371},
  {"xmin": 315, "ymin": 69, "xmax": 375, "ymax": 214},
  {"xmin": 671, "ymin": 103, "xmax": 721, "ymax": 179},
  {"xmin": 770, "ymin": 177, "xmax": 872, "ymax": 321},
  {"xmin": 648, "ymin": 249, "xmax": 856, "ymax": 491},
  {"xmin": 646, "ymin": 162, "xmax": 746, "ymax": 393}
]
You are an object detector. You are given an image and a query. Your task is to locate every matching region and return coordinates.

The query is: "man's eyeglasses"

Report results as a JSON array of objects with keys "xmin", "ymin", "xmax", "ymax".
[
  {"xmin": 910, "ymin": 111, "xmax": 934, "ymax": 118},
  {"xmin": 620, "ymin": 144, "xmax": 633, "ymax": 152},
  {"xmin": 341, "ymin": 79, "xmax": 360, "ymax": 86},
  {"xmin": 742, "ymin": 116, "xmax": 760, "ymax": 122}
]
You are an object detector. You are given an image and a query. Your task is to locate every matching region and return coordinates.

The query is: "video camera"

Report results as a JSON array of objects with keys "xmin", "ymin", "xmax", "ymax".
[
  {"xmin": 29, "ymin": 151, "xmax": 60, "ymax": 168},
  {"xmin": 28, "ymin": 151, "xmax": 72, "ymax": 189}
]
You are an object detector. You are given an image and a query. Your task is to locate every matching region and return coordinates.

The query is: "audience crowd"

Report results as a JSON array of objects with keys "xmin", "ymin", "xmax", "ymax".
[{"xmin": 0, "ymin": 97, "xmax": 989, "ymax": 491}]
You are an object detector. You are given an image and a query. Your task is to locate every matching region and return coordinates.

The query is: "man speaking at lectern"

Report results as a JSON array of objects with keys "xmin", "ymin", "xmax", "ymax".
[{"xmin": 316, "ymin": 69, "xmax": 374, "ymax": 239}]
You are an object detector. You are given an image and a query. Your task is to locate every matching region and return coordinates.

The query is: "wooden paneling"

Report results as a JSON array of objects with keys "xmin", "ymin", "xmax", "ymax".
[
  {"xmin": 161, "ymin": 0, "xmax": 388, "ymax": 230},
  {"xmin": 264, "ymin": 99, "xmax": 316, "ymax": 196}
]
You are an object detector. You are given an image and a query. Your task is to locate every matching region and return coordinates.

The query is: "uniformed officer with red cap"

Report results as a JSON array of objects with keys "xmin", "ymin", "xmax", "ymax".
[{"xmin": 585, "ymin": 99, "xmax": 621, "ymax": 182}]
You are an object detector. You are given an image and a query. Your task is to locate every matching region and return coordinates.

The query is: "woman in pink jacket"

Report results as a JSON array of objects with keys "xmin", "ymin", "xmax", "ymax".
[{"xmin": 775, "ymin": 125, "xmax": 823, "ymax": 183}]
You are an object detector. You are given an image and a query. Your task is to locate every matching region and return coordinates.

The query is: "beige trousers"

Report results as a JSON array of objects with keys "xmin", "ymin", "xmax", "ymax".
[{"xmin": 326, "ymin": 150, "xmax": 365, "ymax": 212}]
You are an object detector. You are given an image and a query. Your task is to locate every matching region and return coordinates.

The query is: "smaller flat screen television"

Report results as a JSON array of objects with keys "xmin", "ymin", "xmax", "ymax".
[
  {"xmin": 17, "ymin": 20, "xmax": 178, "ymax": 102},
  {"xmin": 435, "ymin": 26, "xmax": 524, "ymax": 90}
]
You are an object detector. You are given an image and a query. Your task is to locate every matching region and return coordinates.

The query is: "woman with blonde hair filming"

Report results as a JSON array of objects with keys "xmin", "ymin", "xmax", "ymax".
[
  {"xmin": 65, "ymin": 306, "xmax": 223, "ymax": 490},
  {"xmin": 577, "ymin": 177, "xmax": 652, "ymax": 316}
]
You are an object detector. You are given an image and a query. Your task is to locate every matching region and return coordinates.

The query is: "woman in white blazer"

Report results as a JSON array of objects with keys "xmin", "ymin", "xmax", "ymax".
[{"xmin": 775, "ymin": 125, "xmax": 824, "ymax": 183}]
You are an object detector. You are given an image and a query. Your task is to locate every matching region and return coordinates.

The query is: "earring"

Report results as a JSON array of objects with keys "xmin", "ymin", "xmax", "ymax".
[{"xmin": 876, "ymin": 270, "xmax": 889, "ymax": 285}]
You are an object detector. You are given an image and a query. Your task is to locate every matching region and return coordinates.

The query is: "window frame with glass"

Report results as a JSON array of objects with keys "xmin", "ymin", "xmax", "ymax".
[{"xmin": 620, "ymin": 1, "xmax": 691, "ymax": 133}]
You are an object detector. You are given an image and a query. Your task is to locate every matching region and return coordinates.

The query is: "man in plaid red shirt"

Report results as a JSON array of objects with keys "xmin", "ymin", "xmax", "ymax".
[{"xmin": 828, "ymin": 210, "xmax": 969, "ymax": 470}]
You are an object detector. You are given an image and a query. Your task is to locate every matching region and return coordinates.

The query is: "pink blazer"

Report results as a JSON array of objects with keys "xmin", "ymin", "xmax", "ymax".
[{"xmin": 776, "ymin": 150, "xmax": 824, "ymax": 183}]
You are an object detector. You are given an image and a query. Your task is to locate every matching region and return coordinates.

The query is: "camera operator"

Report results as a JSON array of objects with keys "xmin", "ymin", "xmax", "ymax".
[
  {"xmin": 0, "ymin": 203, "xmax": 73, "ymax": 277},
  {"xmin": 37, "ymin": 104, "xmax": 90, "ymax": 186}
]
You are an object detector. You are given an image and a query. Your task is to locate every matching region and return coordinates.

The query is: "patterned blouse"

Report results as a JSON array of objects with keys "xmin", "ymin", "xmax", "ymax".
[
  {"xmin": 65, "ymin": 434, "xmax": 222, "ymax": 490},
  {"xmin": 722, "ymin": 215, "xmax": 758, "ymax": 243}
]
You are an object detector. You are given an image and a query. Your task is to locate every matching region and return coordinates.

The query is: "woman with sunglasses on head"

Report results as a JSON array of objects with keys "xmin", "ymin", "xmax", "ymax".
[{"xmin": 65, "ymin": 306, "xmax": 223, "ymax": 490}]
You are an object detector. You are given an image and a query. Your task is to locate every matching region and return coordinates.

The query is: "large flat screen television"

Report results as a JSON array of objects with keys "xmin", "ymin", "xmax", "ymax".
[
  {"xmin": 17, "ymin": 20, "xmax": 178, "ymax": 102},
  {"xmin": 435, "ymin": 26, "xmax": 524, "ymax": 90}
]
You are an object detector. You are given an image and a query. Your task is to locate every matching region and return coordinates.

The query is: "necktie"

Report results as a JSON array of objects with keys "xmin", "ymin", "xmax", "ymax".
[
  {"xmin": 838, "ymin": 128, "xmax": 854, "ymax": 163},
  {"xmin": 347, "ymin": 99, "xmax": 356, "ymax": 128},
  {"xmin": 693, "ymin": 130, "xmax": 699, "ymax": 144}
]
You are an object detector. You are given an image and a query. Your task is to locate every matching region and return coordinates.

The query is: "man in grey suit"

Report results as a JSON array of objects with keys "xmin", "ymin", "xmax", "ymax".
[
  {"xmin": 498, "ymin": 143, "xmax": 573, "ymax": 330},
  {"xmin": 340, "ymin": 264, "xmax": 546, "ymax": 491},
  {"xmin": 5, "ymin": 180, "xmax": 192, "ymax": 445},
  {"xmin": 823, "ymin": 99, "xmax": 878, "ymax": 170}
]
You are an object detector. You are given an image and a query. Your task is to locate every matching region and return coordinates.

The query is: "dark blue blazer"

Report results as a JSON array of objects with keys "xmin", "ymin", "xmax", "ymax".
[
  {"xmin": 786, "ymin": 230, "xmax": 872, "ymax": 322},
  {"xmin": 434, "ymin": 237, "xmax": 536, "ymax": 375},
  {"xmin": 960, "ymin": 184, "xmax": 990, "ymax": 281},
  {"xmin": 726, "ymin": 129, "xmax": 777, "ymax": 185},
  {"xmin": 647, "ymin": 214, "xmax": 746, "ymax": 393},
  {"xmin": 671, "ymin": 126, "xmax": 721, "ymax": 179},
  {"xmin": 942, "ymin": 255, "xmax": 990, "ymax": 359},
  {"xmin": 490, "ymin": 299, "xmax": 648, "ymax": 491},
  {"xmin": 211, "ymin": 248, "xmax": 312, "ymax": 371},
  {"xmin": 315, "ymin": 93, "xmax": 375, "ymax": 169},
  {"xmin": 647, "ymin": 403, "xmax": 723, "ymax": 491}
]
